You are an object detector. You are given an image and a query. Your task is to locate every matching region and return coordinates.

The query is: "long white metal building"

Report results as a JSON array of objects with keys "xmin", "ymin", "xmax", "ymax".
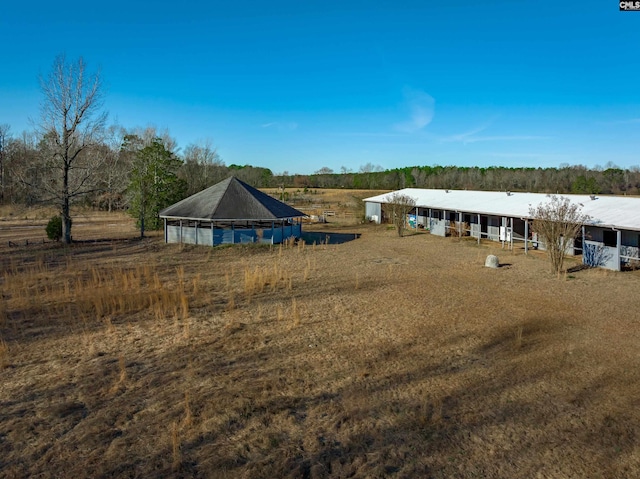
[{"xmin": 364, "ymin": 188, "xmax": 640, "ymax": 271}]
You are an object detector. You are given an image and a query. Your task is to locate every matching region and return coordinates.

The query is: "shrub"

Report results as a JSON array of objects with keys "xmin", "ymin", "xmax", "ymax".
[{"xmin": 46, "ymin": 216, "xmax": 64, "ymax": 241}]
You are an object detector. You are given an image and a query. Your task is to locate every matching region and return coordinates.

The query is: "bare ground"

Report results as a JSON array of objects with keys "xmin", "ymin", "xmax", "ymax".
[{"xmin": 1, "ymin": 214, "xmax": 640, "ymax": 478}]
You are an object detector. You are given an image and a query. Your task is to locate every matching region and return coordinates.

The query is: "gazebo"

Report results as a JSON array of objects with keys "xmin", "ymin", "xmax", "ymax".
[{"xmin": 159, "ymin": 177, "xmax": 306, "ymax": 245}]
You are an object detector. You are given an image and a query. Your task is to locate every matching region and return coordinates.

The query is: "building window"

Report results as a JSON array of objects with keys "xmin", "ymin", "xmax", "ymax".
[{"xmin": 603, "ymin": 230, "xmax": 617, "ymax": 247}]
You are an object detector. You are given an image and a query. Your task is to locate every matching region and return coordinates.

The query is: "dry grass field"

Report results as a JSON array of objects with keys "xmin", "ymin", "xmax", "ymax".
[{"xmin": 1, "ymin": 203, "xmax": 640, "ymax": 478}]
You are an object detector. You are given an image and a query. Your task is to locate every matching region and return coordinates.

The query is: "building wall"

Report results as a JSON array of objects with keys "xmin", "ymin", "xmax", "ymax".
[
  {"xmin": 166, "ymin": 224, "xmax": 302, "ymax": 246},
  {"xmin": 584, "ymin": 226, "xmax": 640, "ymax": 269},
  {"xmin": 429, "ymin": 218, "xmax": 447, "ymax": 236},
  {"xmin": 621, "ymin": 231, "xmax": 640, "ymax": 265},
  {"xmin": 365, "ymin": 202, "xmax": 382, "ymax": 222}
]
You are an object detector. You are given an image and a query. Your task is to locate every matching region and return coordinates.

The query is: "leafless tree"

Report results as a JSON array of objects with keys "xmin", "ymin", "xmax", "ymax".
[
  {"xmin": 96, "ymin": 125, "xmax": 132, "ymax": 212},
  {"xmin": 180, "ymin": 140, "xmax": 225, "ymax": 195},
  {"xmin": 38, "ymin": 54, "xmax": 107, "ymax": 243},
  {"xmin": 529, "ymin": 195, "xmax": 590, "ymax": 275},
  {"xmin": 9, "ymin": 131, "xmax": 43, "ymax": 205},
  {"xmin": 127, "ymin": 126, "xmax": 178, "ymax": 153},
  {"xmin": 0, "ymin": 124, "xmax": 10, "ymax": 204},
  {"xmin": 387, "ymin": 192, "xmax": 417, "ymax": 237}
]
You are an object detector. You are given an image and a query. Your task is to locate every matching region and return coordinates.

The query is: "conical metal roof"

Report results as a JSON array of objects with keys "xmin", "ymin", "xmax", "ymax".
[{"xmin": 159, "ymin": 177, "xmax": 305, "ymax": 221}]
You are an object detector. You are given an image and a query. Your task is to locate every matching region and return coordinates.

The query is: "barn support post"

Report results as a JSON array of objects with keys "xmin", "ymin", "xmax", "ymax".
[
  {"xmin": 510, "ymin": 217, "xmax": 514, "ymax": 251},
  {"xmin": 428, "ymin": 208, "xmax": 432, "ymax": 231},
  {"xmin": 581, "ymin": 225, "xmax": 585, "ymax": 260},
  {"xmin": 443, "ymin": 209, "xmax": 448, "ymax": 235},
  {"xmin": 525, "ymin": 220, "xmax": 529, "ymax": 255},
  {"xmin": 164, "ymin": 218, "xmax": 167, "ymax": 243},
  {"xmin": 458, "ymin": 211, "xmax": 462, "ymax": 236},
  {"xmin": 477, "ymin": 214, "xmax": 481, "ymax": 244},
  {"xmin": 617, "ymin": 229, "xmax": 622, "ymax": 271},
  {"xmin": 195, "ymin": 221, "xmax": 198, "ymax": 245},
  {"xmin": 179, "ymin": 220, "xmax": 183, "ymax": 244},
  {"xmin": 211, "ymin": 222, "xmax": 214, "ymax": 246}
]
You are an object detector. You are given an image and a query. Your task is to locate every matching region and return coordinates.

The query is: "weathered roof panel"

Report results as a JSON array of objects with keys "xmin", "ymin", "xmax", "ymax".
[{"xmin": 159, "ymin": 177, "xmax": 305, "ymax": 221}]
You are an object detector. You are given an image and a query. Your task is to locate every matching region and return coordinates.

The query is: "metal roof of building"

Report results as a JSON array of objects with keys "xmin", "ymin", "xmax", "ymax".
[
  {"xmin": 159, "ymin": 176, "xmax": 306, "ymax": 221},
  {"xmin": 364, "ymin": 188, "xmax": 640, "ymax": 232}
]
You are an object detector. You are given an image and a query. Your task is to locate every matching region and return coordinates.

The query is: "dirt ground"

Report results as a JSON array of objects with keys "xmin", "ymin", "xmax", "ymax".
[{"xmin": 1, "ymin": 210, "xmax": 640, "ymax": 478}]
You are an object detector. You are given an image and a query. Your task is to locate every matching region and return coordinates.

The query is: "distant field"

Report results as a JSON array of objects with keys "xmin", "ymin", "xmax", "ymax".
[
  {"xmin": 1, "ymin": 208, "xmax": 640, "ymax": 478},
  {"xmin": 261, "ymin": 187, "xmax": 390, "ymax": 220}
]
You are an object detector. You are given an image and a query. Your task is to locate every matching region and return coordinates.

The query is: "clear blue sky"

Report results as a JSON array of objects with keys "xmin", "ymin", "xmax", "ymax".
[{"xmin": 1, "ymin": 1, "xmax": 639, "ymax": 174}]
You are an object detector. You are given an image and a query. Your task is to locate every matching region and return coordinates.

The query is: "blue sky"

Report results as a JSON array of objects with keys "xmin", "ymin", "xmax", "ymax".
[{"xmin": 1, "ymin": 1, "xmax": 639, "ymax": 174}]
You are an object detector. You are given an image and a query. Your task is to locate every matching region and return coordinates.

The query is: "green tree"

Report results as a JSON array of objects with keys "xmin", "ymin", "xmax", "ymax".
[
  {"xmin": 571, "ymin": 175, "xmax": 600, "ymax": 194},
  {"xmin": 127, "ymin": 138, "xmax": 186, "ymax": 238}
]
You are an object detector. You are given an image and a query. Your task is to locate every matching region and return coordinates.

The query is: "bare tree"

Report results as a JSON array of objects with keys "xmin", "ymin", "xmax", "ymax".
[
  {"xmin": 387, "ymin": 192, "xmax": 417, "ymax": 237},
  {"xmin": 10, "ymin": 131, "xmax": 44, "ymax": 205},
  {"xmin": 0, "ymin": 124, "xmax": 10, "ymax": 204},
  {"xmin": 529, "ymin": 195, "xmax": 590, "ymax": 275},
  {"xmin": 180, "ymin": 140, "xmax": 225, "ymax": 195},
  {"xmin": 95, "ymin": 125, "xmax": 132, "ymax": 212},
  {"xmin": 38, "ymin": 54, "xmax": 107, "ymax": 243}
]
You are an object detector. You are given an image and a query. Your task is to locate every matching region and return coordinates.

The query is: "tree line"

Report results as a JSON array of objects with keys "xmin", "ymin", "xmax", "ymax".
[
  {"xmin": 1, "ymin": 55, "xmax": 638, "ymax": 243},
  {"xmin": 295, "ymin": 163, "xmax": 640, "ymax": 195}
]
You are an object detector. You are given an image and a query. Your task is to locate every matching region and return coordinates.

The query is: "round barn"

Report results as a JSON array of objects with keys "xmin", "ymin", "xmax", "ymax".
[{"xmin": 159, "ymin": 177, "xmax": 306, "ymax": 245}]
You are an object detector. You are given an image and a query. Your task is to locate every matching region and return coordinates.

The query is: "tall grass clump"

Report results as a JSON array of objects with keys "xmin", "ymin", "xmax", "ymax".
[
  {"xmin": 171, "ymin": 421, "xmax": 181, "ymax": 471},
  {"xmin": 0, "ymin": 337, "xmax": 10, "ymax": 369},
  {"xmin": 1, "ymin": 260, "xmax": 186, "ymax": 332}
]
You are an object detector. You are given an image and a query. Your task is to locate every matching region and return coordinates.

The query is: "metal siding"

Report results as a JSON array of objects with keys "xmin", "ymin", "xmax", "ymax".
[
  {"xmin": 167, "ymin": 225, "xmax": 181, "ymax": 243},
  {"xmin": 584, "ymin": 240, "xmax": 619, "ymax": 270},
  {"xmin": 365, "ymin": 202, "xmax": 382, "ymax": 222},
  {"xmin": 197, "ymin": 228, "xmax": 212, "ymax": 245},
  {"xmin": 181, "ymin": 226, "xmax": 197, "ymax": 245}
]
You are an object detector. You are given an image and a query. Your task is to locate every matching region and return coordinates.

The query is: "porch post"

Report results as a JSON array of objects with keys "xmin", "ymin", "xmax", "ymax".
[
  {"xmin": 443, "ymin": 210, "xmax": 448, "ymax": 235},
  {"xmin": 510, "ymin": 217, "xmax": 514, "ymax": 251},
  {"xmin": 617, "ymin": 229, "xmax": 622, "ymax": 271}
]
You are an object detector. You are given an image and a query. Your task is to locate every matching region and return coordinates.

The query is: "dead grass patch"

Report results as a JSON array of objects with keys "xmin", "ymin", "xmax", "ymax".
[{"xmin": 1, "ymin": 214, "xmax": 640, "ymax": 478}]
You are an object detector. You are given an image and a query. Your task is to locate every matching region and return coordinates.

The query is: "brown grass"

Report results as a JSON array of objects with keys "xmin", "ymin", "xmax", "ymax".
[{"xmin": 1, "ymin": 210, "xmax": 640, "ymax": 478}]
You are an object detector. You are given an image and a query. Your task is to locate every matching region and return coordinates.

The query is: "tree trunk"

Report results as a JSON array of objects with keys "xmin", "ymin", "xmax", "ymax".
[
  {"xmin": 63, "ymin": 210, "xmax": 72, "ymax": 244},
  {"xmin": 62, "ymin": 158, "xmax": 72, "ymax": 244}
]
